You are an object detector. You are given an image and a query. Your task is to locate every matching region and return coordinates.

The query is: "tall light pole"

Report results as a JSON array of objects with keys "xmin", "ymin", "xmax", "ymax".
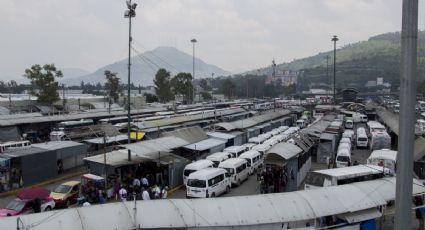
[
  {"xmin": 124, "ymin": 0, "xmax": 137, "ymax": 161},
  {"xmin": 331, "ymin": 35, "xmax": 338, "ymax": 106},
  {"xmin": 191, "ymin": 38, "xmax": 197, "ymax": 103},
  {"xmin": 395, "ymin": 0, "xmax": 418, "ymax": 229},
  {"xmin": 326, "ymin": 55, "xmax": 329, "ymax": 103}
]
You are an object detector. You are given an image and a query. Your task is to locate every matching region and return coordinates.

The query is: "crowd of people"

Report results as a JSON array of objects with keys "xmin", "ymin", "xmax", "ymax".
[
  {"xmin": 115, "ymin": 175, "xmax": 169, "ymax": 201},
  {"xmin": 258, "ymin": 167, "xmax": 289, "ymax": 194}
]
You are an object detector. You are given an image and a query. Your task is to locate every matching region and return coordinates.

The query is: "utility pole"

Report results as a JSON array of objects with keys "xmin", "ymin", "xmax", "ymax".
[
  {"xmin": 395, "ymin": 0, "xmax": 418, "ymax": 229},
  {"xmin": 124, "ymin": 0, "xmax": 137, "ymax": 162},
  {"xmin": 62, "ymin": 84, "xmax": 66, "ymax": 113},
  {"xmin": 331, "ymin": 35, "xmax": 338, "ymax": 106},
  {"xmin": 326, "ymin": 55, "xmax": 329, "ymax": 103},
  {"xmin": 211, "ymin": 72, "xmax": 214, "ymax": 103},
  {"xmin": 191, "ymin": 38, "xmax": 197, "ymax": 103}
]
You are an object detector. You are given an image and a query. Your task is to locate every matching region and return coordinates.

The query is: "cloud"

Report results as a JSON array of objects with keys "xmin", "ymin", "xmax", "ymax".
[{"xmin": 0, "ymin": 0, "xmax": 420, "ymax": 82}]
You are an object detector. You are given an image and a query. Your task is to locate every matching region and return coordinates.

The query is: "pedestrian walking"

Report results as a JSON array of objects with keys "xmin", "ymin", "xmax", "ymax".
[
  {"xmin": 161, "ymin": 186, "xmax": 169, "ymax": 199},
  {"xmin": 118, "ymin": 186, "xmax": 127, "ymax": 202},
  {"xmin": 142, "ymin": 188, "xmax": 150, "ymax": 200}
]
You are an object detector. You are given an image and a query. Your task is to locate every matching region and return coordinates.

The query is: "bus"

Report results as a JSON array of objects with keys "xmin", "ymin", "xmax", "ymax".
[
  {"xmin": 304, "ymin": 164, "xmax": 388, "ymax": 190},
  {"xmin": 0, "ymin": 141, "xmax": 31, "ymax": 153}
]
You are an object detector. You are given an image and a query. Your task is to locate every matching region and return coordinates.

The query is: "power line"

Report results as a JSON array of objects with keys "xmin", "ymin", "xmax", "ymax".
[{"xmin": 132, "ymin": 39, "xmax": 182, "ymax": 73}]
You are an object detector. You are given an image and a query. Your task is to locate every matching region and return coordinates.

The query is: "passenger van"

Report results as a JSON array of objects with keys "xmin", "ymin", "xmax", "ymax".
[
  {"xmin": 248, "ymin": 136, "xmax": 266, "ymax": 145},
  {"xmin": 367, "ymin": 149, "xmax": 397, "ymax": 175},
  {"xmin": 342, "ymin": 130, "xmax": 354, "ymax": 140},
  {"xmin": 360, "ymin": 115, "xmax": 368, "ymax": 123},
  {"xmin": 252, "ymin": 144, "xmax": 271, "ymax": 157},
  {"xmin": 258, "ymin": 133, "xmax": 272, "ymax": 140},
  {"xmin": 263, "ymin": 138, "xmax": 278, "ymax": 147},
  {"xmin": 206, "ymin": 152, "xmax": 232, "ymax": 167},
  {"xmin": 241, "ymin": 143, "xmax": 256, "ymax": 151},
  {"xmin": 238, "ymin": 150, "xmax": 263, "ymax": 175},
  {"xmin": 356, "ymin": 128, "xmax": 368, "ymax": 148},
  {"xmin": 186, "ymin": 168, "xmax": 231, "ymax": 198},
  {"xmin": 224, "ymin": 146, "xmax": 246, "ymax": 158},
  {"xmin": 338, "ymin": 142, "xmax": 351, "ymax": 152},
  {"xmin": 336, "ymin": 148, "xmax": 351, "ymax": 168},
  {"xmin": 296, "ymin": 119, "xmax": 307, "ymax": 129},
  {"xmin": 345, "ymin": 119, "xmax": 354, "ymax": 129},
  {"xmin": 218, "ymin": 158, "xmax": 249, "ymax": 186},
  {"xmin": 183, "ymin": 160, "xmax": 214, "ymax": 185}
]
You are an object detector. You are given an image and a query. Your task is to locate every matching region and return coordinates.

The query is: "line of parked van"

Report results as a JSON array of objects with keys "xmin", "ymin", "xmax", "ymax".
[
  {"xmin": 336, "ymin": 128, "xmax": 354, "ymax": 168},
  {"xmin": 184, "ymin": 125, "xmax": 301, "ymax": 198}
]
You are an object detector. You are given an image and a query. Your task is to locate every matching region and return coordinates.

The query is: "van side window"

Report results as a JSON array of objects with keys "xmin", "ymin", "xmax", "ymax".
[{"xmin": 208, "ymin": 174, "xmax": 224, "ymax": 186}]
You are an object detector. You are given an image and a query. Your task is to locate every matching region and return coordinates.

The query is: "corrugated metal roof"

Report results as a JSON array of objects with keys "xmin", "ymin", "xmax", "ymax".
[
  {"xmin": 161, "ymin": 126, "xmax": 208, "ymax": 144},
  {"xmin": 184, "ymin": 138, "xmax": 226, "ymax": 151},
  {"xmin": 83, "ymin": 135, "xmax": 129, "ymax": 144},
  {"xmin": 84, "ymin": 149, "xmax": 149, "ymax": 166},
  {"xmin": 121, "ymin": 136, "xmax": 189, "ymax": 158},
  {"xmin": 3, "ymin": 177, "xmax": 423, "ymax": 230},
  {"xmin": 0, "ymin": 108, "xmax": 165, "ymax": 127},
  {"xmin": 2, "ymin": 146, "xmax": 50, "ymax": 157},
  {"xmin": 266, "ymin": 142, "xmax": 303, "ymax": 163},
  {"xmin": 414, "ymin": 137, "xmax": 425, "ymax": 161},
  {"xmin": 207, "ymin": 132, "xmax": 236, "ymax": 140},
  {"xmin": 214, "ymin": 110, "xmax": 291, "ymax": 131},
  {"xmin": 32, "ymin": 141, "xmax": 86, "ymax": 150}
]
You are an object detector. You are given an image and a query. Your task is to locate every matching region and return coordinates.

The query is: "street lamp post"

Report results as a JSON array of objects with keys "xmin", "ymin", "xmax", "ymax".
[
  {"xmin": 124, "ymin": 0, "xmax": 137, "ymax": 161},
  {"xmin": 326, "ymin": 55, "xmax": 329, "ymax": 103},
  {"xmin": 331, "ymin": 35, "xmax": 338, "ymax": 106},
  {"xmin": 191, "ymin": 38, "xmax": 197, "ymax": 103}
]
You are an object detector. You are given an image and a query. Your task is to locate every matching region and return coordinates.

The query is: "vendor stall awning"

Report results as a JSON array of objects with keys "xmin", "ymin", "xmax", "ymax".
[{"xmin": 184, "ymin": 138, "xmax": 227, "ymax": 151}]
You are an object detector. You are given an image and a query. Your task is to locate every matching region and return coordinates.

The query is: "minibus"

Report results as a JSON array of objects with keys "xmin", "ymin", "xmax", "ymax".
[
  {"xmin": 239, "ymin": 150, "xmax": 263, "ymax": 175},
  {"xmin": 186, "ymin": 168, "xmax": 231, "ymax": 198},
  {"xmin": 183, "ymin": 160, "xmax": 214, "ymax": 185},
  {"xmin": 218, "ymin": 158, "xmax": 249, "ymax": 187}
]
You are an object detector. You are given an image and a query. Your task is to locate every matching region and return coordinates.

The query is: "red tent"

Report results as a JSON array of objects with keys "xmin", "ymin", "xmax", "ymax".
[{"xmin": 17, "ymin": 188, "xmax": 50, "ymax": 200}]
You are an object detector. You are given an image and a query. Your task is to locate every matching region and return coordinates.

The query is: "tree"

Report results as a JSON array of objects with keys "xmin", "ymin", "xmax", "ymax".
[
  {"xmin": 154, "ymin": 68, "xmax": 173, "ymax": 103},
  {"xmin": 171, "ymin": 72, "xmax": 194, "ymax": 103},
  {"xmin": 24, "ymin": 64, "xmax": 63, "ymax": 104},
  {"xmin": 220, "ymin": 78, "xmax": 236, "ymax": 98},
  {"xmin": 199, "ymin": 79, "xmax": 211, "ymax": 91},
  {"xmin": 104, "ymin": 70, "xmax": 121, "ymax": 103},
  {"xmin": 200, "ymin": 91, "xmax": 212, "ymax": 100},
  {"xmin": 144, "ymin": 93, "xmax": 158, "ymax": 103}
]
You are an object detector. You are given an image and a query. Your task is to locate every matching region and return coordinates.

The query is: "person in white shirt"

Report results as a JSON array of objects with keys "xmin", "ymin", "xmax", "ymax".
[
  {"xmin": 141, "ymin": 177, "xmax": 149, "ymax": 188},
  {"xmin": 152, "ymin": 185, "xmax": 161, "ymax": 199},
  {"xmin": 142, "ymin": 188, "xmax": 150, "ymax": 200},
  {"xmin": 133, "ymin": 178, "xmax": 140, "ymax": 187},
  {"xmin": 161, "ymin": 186, "xmax": 168, "ymax": 199},
  {"xmin": 118, "ymin": 187, "xmax": 127, "ymax": 201}
]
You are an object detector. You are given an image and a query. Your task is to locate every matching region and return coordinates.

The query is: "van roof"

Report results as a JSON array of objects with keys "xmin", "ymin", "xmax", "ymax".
[
  {"xmin": 368, "ymin": 149, "xmax": 397, "ymax": 161},
  {"xmin": 185, "ymin": 159, "xmax": 214, "ymax": 170},
  {"xmin": 219, "ymin": 158, "xmax": 247, "ymax": 168},
  {"xmin": 248, "ymin": 136, "xmax": 266, "ymax": 142},
  {"xmin": 206, "ymin": 152, "xmax": 231, "ymax": 160},
  {"xmin": 187, "ymin": 168, "xmax": 227, "ymax": 180},
  {"xmin": 224, "ymin": 145, "xmax": 245, "ymax": 153},
  {"xmin": 252, "ymin": 144, "xmax": 271, "ymax": 152},
  {"xmin": 239, "ymin": 150, "xmax": 261, "ymax": 158},
  {"xmin": 337, "ymin": 148, "xmax": 350, "ymax": 156}
]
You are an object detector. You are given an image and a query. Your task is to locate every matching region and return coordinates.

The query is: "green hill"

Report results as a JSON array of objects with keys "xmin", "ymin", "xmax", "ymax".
[{"xmin": 246, "ymin": 31, "xmax": 425, "ymax": 91}]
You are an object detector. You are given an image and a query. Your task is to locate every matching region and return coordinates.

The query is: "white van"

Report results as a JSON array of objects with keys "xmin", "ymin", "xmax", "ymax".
[
  {"xmin": 186, "ymin": 168, "xmax": 231, "ymax": 198},
  {"xmin": 248, "ymin": 136, "xmax": 266, "ymax": 145},
  {"xmin": 263, "ymin": 138, "xmax": 278, "ymax": 147},
  {"xmin": 218, "ymin": 158, "xmax": 250, "ymax": 186},
  {"xmin": 183, "ymin": 159, "xmax": 214, "ymax": 185},
  {"xmin": 336, "ymin": 148, "xmax": 351, "ymax": 168},
  {"xmin": 342, "ymin": 130, "xmax": 355, "ymax": 140},
  {"xmin": 277, "ymin": 126, "xmax": 289, "ymax": 133},
  {"xmin": 340, "ymin": 137, "xmax": 352, "ymax": 147},
  {"xmin": 241, "ymin": 143, "xmax": 256, "ymax": 151},
  {"xmin": 252, "ymin": 144, "xmax": 271, "ymax": 157},
  {"xmin": 345, "ymin": 119, "xmax": 354, "ymax": 129},
  {"xmin": 360, "ymin": 114, "xmax": 368, "ymax": 123},
  {"xmin": 239, "ymin": 150, "xmax": 263, "ymax": 175},
  {"xmin": 206, "ymin": 152, "xmax": 232, "ymax": 167},
  {"xmin": 338, "ymin": 142, "xmax": 351, "ymax": 152},
  {"xmin": 258, "ymin": 133, "xmax": 272, "ymax": 140},
  {"xmin": 296, "ymin": 119, "xmax": 306, "ymax": 129},
  {"xmin": 224, "ymin": 146, "xmax": 246, "ymax": 158},
  {"xmin": 356, "ymin": 128, "xmax": 368, "ymax": 148}
]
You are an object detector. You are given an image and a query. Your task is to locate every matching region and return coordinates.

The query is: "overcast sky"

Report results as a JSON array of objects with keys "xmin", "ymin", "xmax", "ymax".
[{"xmin": 0, "ymin": 0, "xmax": 423, "ymax": 81}]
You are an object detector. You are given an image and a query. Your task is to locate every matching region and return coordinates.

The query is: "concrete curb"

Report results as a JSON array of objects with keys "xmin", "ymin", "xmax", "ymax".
[{"xmin": 0, "ymin": 169, "xmax": 88, "ymax": 198}]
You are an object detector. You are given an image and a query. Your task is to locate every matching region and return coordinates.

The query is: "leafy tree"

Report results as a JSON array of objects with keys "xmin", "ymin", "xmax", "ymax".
[
  {"xmin": 171, "ymin": 72, "xmax": 194, "ymax": 103},
  {"xmin": 24, "ymin": 64, "xmax": 63, "ymax": 104},
  {"xmin": 220, "ymin": 78, "xmax": 236, "ymax": 98},
  {"xmin": 199, "ymin": 79, "xmax": 211, "ymax": 91},
  {"xmin": 154, "ymin": 68, "xmax": 173, "ymax": 103},
  {"xmin": 144, "ymin": 93, "xmax": 158, "ymax": 103},
  {"xmin": 104, "ymin": 70, "xmax": 121, "ymax": 103},
  {"xmin": 200, "ymin": 91, "xmax": 212, "ymax": 100}
]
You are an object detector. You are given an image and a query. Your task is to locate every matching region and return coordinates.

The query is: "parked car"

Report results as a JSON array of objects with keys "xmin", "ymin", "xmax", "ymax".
[
  {"xmin": 51, "ymin": 181, "xmax": 81, "ymax": 208},
  {"xmin": 0, "ymin": 188, "xmax": 55, "ymax": 217}
]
